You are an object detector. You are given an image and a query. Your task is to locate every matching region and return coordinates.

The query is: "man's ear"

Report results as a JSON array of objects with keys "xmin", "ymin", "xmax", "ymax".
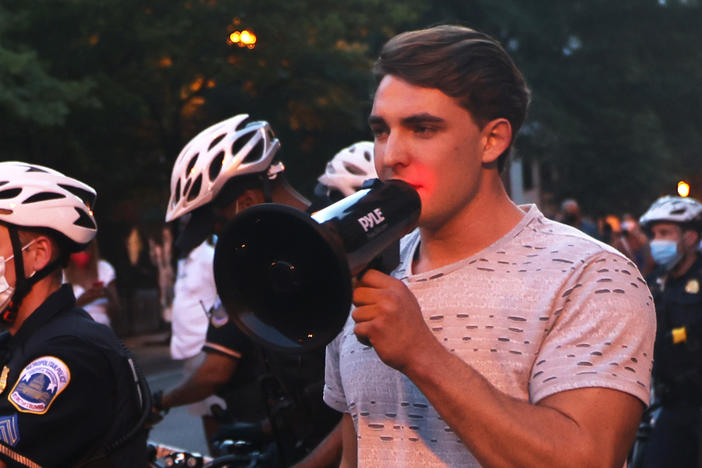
[
  {"xmin": 215, "ymin": 188, "xmax": 266, "ymax": 224},
  {"xmin": 24, "ymin": 236, "xmax": 53, "ymax": 275},
  {"xmin": 480, "ymin": 118, "xmax": 512, "ymax": 165},
  {"xmin": 682, "ymin": 229, "xmax": 700, "ymax": 250},
  {"xmin": 237, "ymin": 188, "xmax": 265, "ymax": 210}
]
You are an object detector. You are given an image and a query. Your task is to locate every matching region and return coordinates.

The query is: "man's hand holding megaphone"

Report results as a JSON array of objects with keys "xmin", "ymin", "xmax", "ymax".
[{"xmin": 352, "ymin": 269, "xmax": 440, "ymax": 374}]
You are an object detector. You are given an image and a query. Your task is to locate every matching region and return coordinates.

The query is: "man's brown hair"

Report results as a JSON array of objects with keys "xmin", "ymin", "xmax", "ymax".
[{"xmin": 373, "ymin": 25, "xmax": 531, "ymax": 172}]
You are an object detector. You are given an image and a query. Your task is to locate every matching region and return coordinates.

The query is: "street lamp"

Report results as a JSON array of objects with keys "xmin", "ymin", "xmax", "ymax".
[
  {"xmin": 228, "ymin": 29, "xmax": 257, "ymax": 49},
  {"xmin": 677, "ymin": 180, "xmax": 691, "ymax": 197}
]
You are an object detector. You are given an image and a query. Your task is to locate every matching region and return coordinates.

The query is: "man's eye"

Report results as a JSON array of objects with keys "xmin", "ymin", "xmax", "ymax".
[
  {"xmin": 371, "ymin": 127, "xmax": 388, "ymax": 139},
  {"xmin": 414, "ymin": 126, "xmax": 436, "ymax": 136}
]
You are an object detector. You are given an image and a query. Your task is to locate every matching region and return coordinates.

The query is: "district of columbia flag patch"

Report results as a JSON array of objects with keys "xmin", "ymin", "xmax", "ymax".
[{"xmin": 8, "ymin": 356, "xmax": 71, "ymax": 415}]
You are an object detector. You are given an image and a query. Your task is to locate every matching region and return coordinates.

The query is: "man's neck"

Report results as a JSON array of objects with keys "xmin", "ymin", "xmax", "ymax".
[
  {"xmin": 670, "ymin": 251, "xmax": 700, "ymax": 279},
  {"xmin": 271, "ymin": 180, "xmax": 310, "ymax": 211},
  {"xmin": 414, "ymin": 181, "xmax": 525, "ymax": 275},
  {"xmin": 9, "ymin": 277, "xmax": 61, "ymax": 335}
]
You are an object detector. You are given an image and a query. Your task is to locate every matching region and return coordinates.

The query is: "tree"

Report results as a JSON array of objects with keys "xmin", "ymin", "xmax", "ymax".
[
  {"xmin": 0, "ymin": 0, "xmax": 424, "ymax": 258},
  {"xmin": 3, "ymin": 0, "xmax": 701, "ymax": 234}
]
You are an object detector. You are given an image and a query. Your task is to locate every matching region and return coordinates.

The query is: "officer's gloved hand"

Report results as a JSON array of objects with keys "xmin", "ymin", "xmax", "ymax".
[{"xmin": 145, "ymin": 390, "xmax": 169, "ymax": 429}]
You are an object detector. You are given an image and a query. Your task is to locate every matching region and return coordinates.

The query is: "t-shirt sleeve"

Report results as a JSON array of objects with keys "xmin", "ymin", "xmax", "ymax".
[
  {"xmin": 0, "ymin": 338, "xmax": 114, "ymax": 466},
  {"xmin": 529, "ymin": 251, "xmax": 656, "ymax": 405},
  {"xmin": 323, "ymin": 322, "xmax": 349, "ymax": 413}
]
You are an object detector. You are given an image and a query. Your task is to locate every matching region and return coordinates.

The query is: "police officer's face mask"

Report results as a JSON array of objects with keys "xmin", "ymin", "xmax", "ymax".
[
  {"xmin": 0, "ymin": 240, "xmax": 36, "ymax": 313},
  {"xmin": 650, "ymin": 239, "xmax": 683, "ymax": 270},
  {"xmin": 0, "ymin": 254, "xmax": 17, "ymax": 313}
]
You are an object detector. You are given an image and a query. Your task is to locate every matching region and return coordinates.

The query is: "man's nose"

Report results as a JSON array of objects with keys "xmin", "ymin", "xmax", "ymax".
[{"xmin": 377, "ymin": 133, "xmax": 409, "ymax": 176}]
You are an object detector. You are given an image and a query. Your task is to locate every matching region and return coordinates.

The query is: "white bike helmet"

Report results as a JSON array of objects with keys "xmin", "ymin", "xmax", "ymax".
[
  {"xmin": 0, "ymin": 161, "xmax": 97, "ymax": 323},
  {"xmin": 0, "ymin": 161, "xmax": 97, "ymax": 250},
  {"xmin": 166, "ymin": 114, "xmax": 283, "ymax": 223},
  {"xmin": 317, "ymin": 141, "xmax": 377, "ymax": 200},
  {"xmin": 639, "ymin": 195, "xmax": 702, "ymax": 230}
]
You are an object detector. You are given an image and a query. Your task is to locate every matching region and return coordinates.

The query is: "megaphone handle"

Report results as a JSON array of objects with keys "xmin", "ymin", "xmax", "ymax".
[{"xmin": 357, "ymin": 239, "xmax": 401, "ymax": 277}]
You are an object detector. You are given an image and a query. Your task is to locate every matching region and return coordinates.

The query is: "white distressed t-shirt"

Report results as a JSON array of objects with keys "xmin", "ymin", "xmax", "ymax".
[{"xmin": 324, "ymin": 204, "xmax": 655, "ymax": 467}]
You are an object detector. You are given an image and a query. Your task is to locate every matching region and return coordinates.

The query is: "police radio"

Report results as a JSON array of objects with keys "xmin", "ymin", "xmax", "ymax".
[{"xmin": 212, "ymin": 179, "xmax": 420, "ymax": 352}]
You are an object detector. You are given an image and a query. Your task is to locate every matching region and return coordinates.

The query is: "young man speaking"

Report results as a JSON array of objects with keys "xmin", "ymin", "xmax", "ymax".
[{"xmin": 323, "ymin": 25, "xmax": 655, "ymax": 467}]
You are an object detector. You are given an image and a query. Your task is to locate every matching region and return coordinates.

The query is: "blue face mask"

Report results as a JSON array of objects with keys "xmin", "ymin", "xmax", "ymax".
[{"xmin": 650, "ymin": 239, "xmax": 682, "ymax": 270}]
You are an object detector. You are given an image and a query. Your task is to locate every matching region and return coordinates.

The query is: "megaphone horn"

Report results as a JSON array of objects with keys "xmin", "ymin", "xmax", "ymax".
[{"xmin": 213, "ymin": 179, "xmax": 421, "ymax": 352}]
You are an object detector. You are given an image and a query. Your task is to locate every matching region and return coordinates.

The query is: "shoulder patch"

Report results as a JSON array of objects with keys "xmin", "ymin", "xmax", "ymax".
[
  {"xmin": 0, "ymin": 414, "xmax": 20, "ymax": 446},
  {"xmin": 8, "ymin": 356, "xmax": 71, "ymax": 415}
]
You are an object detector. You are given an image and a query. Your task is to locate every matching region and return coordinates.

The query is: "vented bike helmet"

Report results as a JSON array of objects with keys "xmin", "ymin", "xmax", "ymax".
[
  {"xmin": 639, "ymin": 196, "xmax": 702, "ymax": 231},
  {"xmin": 0, "ymin": 161, "xmax": 98, "ymax": 323},
  {"xmin": 166, "ymin": 114, "xmax": 283, "ymax": 223},
  {"xmin": 316, "ymin": 141, "xmax": 376, "ymax": 202},
  {"xmin": 0, "ymin": 161, "xmax": 97, "ymax": 250}
]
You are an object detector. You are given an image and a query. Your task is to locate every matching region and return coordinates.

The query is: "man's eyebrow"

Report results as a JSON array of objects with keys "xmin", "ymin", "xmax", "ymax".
[
  {"xmin": 368, "ymin": 113, "xmax": 445, "ymax": 126},
  {"xmin": 401, "ymin": 113, "xmax": 445, "ymax": 125},
  {"xmin": 368, "ymin": 115, "xmax": 386, "ymax": 126}
]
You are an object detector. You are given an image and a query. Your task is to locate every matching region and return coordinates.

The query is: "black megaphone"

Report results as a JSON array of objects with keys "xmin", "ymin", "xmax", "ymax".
[{"xmin": 213, "ymin": 179, "xmax": 420, "ymax": 352}]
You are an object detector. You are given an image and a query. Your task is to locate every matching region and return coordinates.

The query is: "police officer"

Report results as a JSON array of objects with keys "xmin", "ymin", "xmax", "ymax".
[
  {"xmin": 639, "ymin": 195, "xmax": 702, "ymax": 468},
  {"xmin": 153, "ymin": 115, "xmax": 340, "ymax": 463},
  {"xmin": 0, "ymin": 162, "xmax": 148, "ymax": 467}
]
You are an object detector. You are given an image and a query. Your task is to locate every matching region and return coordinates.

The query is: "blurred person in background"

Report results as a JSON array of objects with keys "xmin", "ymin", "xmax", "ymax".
[
  {"xmin": 638, "ymin": 195, "xmax": 702, "ymax": 468},
  {"xmin": 559, "ymin": 198, "xmax": 600, "ymax": 239},
  {"xmin": 612, "ymin": 213, "xmax": 654, "ymax": 277},
  {"xmin": 312, "ymin": 141, "xmax": 377, "ymax": 208},
  {"xmin": 63, "ymin": 239, "xmax": 121, "ymax": 327},
  {"xmin": 149, "ymin": 225, "xmax": 176, "ymax": 325},
  {"xmin": 166, "ymin": 232, "xmax": 221, "ymax": 439},
  {"xmin": 119, "ymin": 225, "xmax": 160, "ymax": 335},
  {"xmin": 598, "ymin": 216, "xmax": 615, "ymax": 245}
]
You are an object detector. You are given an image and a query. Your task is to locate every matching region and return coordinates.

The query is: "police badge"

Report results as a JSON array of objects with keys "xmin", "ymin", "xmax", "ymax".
[
  {"xmin": 8, "ymin": 356, "xmax": 70, "ymax": 414},
  {"xmin": 685, "ymin": 278, "xmax": 700, "ymax": 294},
  {"xmin": 0, "ymin": 366, "xmax": 9, "ymax": 394}
]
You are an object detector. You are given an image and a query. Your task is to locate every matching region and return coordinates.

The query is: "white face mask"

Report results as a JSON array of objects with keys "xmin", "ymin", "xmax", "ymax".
[
  {"xmin": 650, "ymin": 239, "xmax": 683, "ymax": 271},
  {"xmin": 0, "ymin": 240, "xmax": 36, "ymax": 313},
  {"xmin": 0, "ymin": 254, "xmax": 17, "ymax": 313}
]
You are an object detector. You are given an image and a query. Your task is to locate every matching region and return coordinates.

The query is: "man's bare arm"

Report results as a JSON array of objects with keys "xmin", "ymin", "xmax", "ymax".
[
  {"xmin": 290, "ymin": 419, "xmax": 343, "ymax": 468},
  {"xmin": 339, "ymin": 413, "xmax": 357, "ymax": 468},
  {"xmin": 353, "ymin": 270, "xmax": 644, "ymax": 468},
  {"xmin": 161, "ymin": 352, "xmax": 238, "ymax": 409},
  {"xmin": 406, "ymin": 342, "xmax": 642, "ymax": 467}
]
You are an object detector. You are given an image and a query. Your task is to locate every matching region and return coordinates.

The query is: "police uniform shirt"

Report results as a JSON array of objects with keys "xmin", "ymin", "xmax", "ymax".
[
  {"xmin": 202, "ymin": 303, "xmax": 266, "ymax": 421},
  {"xmin": 0, "ymin": 285, "xmax": 145, "ymax": 467},
  {"xmin": 651, "ymin": 255, "xmax": 702, "ymax": 329},
  {"xmin": 648, "ymin": 254, "xmax": 702, "ymax": 402}
]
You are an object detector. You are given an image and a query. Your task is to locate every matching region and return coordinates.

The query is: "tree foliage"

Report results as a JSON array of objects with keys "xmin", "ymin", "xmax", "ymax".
[{"xmin": 1, "ymin": 0, "xmax": 701, "ymax": 240}]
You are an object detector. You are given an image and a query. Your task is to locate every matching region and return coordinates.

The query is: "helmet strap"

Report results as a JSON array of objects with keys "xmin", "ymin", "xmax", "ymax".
[
  {"xmin": 261, "ymin": 175, "xmax": 273, "ymax": 203},
  {"xmin": 313, "ymin": 182, "xmax": 332, "ymax": 206},
  {"xmin": 2, "ymin": 228, "xmax": 62, "ymax": 324}
]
